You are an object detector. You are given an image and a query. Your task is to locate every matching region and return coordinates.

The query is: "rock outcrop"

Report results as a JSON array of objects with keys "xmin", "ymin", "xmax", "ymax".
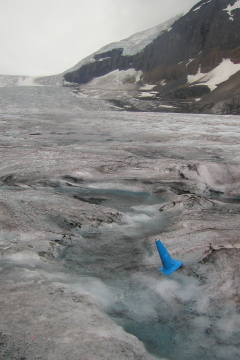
[{"xmin": 212, "ymin": 95, "xmax": 240, "ymax": 114}]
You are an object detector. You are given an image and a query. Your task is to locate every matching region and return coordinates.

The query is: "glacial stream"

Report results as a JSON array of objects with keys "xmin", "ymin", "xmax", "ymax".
[
  {"xmin": 48, "ymin": 186, "xmax": 183, "ymax": 359},
  {"xmin": 35, "ymin": 183, "xmax": 236, "ymax": 360}
]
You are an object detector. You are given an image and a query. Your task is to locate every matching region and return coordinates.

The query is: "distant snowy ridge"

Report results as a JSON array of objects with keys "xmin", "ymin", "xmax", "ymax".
[
  {"xmin": 95, "ymin": 14, "xmax": 182, "ymax": 56},
  {"xmin": 193, "ymin": 0, "xmax": 211, "ymax": 13},
  {"xmin": 65, "ymin": 14, "xmax": 182, "ymax": 74},
  {"xmin": 0, "ymin": 74, "xmax": 63, "ymax": 87},
  {"xmin": 0, "ymin": 75, "xmax": 40, "ymax": 87}
]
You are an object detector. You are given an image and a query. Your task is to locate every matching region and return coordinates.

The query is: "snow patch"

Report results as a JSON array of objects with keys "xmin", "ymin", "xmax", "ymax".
[
  {"xmin": 98, "ymin": 57, "xmax": 111, "ymax": 62},
  {"xmin": 139, "ymin": 84, "xmax": 155, "ymax": 90},
  {"xmin": 82, "ymin": 68, "xmax": 142, "ymax": 90},
  {"xmin": 224, "ymin": 0, "xmax": 240, "ymax": 20},
  {"xmin": 138, "ymin": 91, "xmax": 158, "ymax": 98},
  {"xmin": 159, "ymin": 104, "xmax": 177, "ymax": 109},
  {"xmin": 187, "ymin": 59, "xmax": 240, "ymax": 90},
  {"xmin": 17, "ymin": 77, "xmax": 38, "ymax": 86},
  {"xmin": 186, "ymin": 58, "xmax": 195, "ymax": 67},
  {"xmin": 193, "ymin": 0, "xmax": 211, "ymax": 12}
]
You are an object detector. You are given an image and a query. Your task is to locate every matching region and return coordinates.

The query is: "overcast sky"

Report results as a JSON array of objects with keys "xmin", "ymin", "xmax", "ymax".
[{"xmin": 0, "ymin": 0, "xmax": 199, "ymax": 76}]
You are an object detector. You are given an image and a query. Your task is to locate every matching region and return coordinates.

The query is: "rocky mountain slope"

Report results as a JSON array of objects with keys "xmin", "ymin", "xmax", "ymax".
[{"xmin": 63, "ymin": 0, "xmax": 240, "ymax": 114}]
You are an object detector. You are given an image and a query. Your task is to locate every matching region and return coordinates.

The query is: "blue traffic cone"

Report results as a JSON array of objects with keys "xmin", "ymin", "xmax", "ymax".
[{"xmin": 156, "ymin": 240, "xmax": 183, "ymax": 275}]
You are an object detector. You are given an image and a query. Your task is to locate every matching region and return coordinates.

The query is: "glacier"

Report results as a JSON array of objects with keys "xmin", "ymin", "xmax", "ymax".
[{"xmin": 0, "ymin": 79, "xmax": 240, "ymax": 359}]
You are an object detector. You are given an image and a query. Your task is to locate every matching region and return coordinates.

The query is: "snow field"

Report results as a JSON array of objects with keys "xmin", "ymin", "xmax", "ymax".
[
  {"xmin": 188, "ymin": 58, "xmax": 240, "ymax": 90},
  {"xmin": 224, "ymin": 0, "xmax": 240, "ymax": 20}
]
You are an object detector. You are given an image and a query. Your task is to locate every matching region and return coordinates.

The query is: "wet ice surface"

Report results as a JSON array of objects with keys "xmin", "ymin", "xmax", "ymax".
[{"xmin": 0, "ymin": 84, "xmax": 240, "ymax": 360}]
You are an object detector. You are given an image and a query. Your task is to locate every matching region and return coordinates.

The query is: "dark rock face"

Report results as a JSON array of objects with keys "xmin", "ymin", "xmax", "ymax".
[
  {"xmin": 64, "ymin": 0, "xmax": 240, "ymax": 113},
  {"xmin": 64, "ymin": 49, "xmax": 134, "ymax": 84},
  {"xmin": 162, "ymin": 85, "xmax": 211, "ymax": 100},
  {"xmin": 213, "ymin": 95, "xmax": 240, "ymax": 114},
  {"xmin": 138, "ymin": 0, "xmax": 240, "ymax": 75}
]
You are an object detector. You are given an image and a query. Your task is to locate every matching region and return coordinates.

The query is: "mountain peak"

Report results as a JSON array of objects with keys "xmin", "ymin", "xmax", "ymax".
[{"xmin": 64, "ymin": 0, "xmax": 240, "ymax": 114}]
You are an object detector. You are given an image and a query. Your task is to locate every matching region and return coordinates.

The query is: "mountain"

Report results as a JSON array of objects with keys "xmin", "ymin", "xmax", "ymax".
[
  {"xmin": 63, "ymin": 0, "xmax": 240, "ymax": 114},
  {"xmin": 63, "ymin": 14, "xmax": 181, "ymax": 84}
]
